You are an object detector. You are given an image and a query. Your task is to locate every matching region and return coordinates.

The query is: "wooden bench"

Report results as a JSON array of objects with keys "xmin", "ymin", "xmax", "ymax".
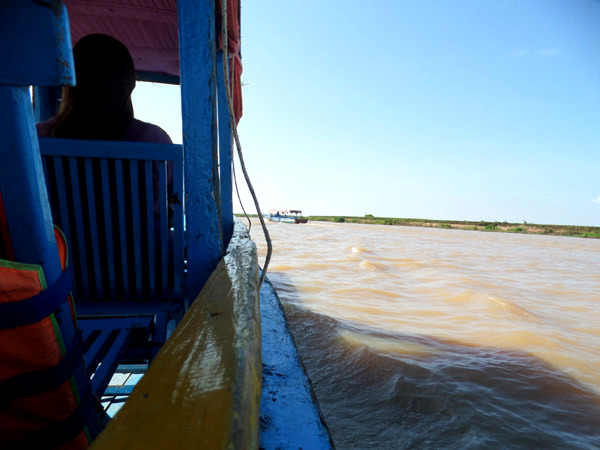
[{"xmin": 39, "ymin": 138, "xmax": 185, "ymax": 398}]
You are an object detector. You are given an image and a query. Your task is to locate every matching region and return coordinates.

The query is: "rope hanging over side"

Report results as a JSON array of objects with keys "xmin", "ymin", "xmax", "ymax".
[{"xmin": 220, "ymin": 0, "xmax": 272, "ymax": 287}]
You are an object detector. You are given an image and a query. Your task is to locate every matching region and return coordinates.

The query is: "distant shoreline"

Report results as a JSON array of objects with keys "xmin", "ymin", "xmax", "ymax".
[{"xmin": 236, "ymin": 214, "xmax": 600, "ymax": 239}]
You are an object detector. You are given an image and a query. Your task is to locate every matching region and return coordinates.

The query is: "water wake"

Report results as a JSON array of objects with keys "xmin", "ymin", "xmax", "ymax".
[{"xmin": 283, "ymin": 303, "xmax": 600, "ymax": 450}]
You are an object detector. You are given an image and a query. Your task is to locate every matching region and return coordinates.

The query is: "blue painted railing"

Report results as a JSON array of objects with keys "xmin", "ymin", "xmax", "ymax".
[{"xmin": 39, "ymin": 138, "xmax": 184, "ymax": 309}]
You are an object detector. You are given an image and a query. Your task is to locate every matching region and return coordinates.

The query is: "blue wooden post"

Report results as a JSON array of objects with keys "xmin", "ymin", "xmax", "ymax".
[
  {"xmin": 0, "ymin": 1, "xmax": 75, "ymax": 87},
  {"xmin": 0, "ymin": 1, "xmax": 75, "ymax": 342},
  {"xmin": 0, "ymin": 87, "xmax": 62, "ymax": 281},
  {"xmin": 178, "ymin": 0, "xmax": 223, "ymax": 300},
  {"xmin": 0, "ymin": 0, "xmax": 74, "ymax": 281},
  {"xmin": 217, "ymin": 50, "xmax": 234, "ymax": 248}
]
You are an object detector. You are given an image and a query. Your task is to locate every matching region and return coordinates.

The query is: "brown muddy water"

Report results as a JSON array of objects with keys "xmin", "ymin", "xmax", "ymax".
[{"xmin": 251, "ymin": 219, "xmax": 600, "ymax": 449}]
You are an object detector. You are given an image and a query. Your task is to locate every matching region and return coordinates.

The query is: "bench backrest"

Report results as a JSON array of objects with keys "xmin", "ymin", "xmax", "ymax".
[{"xmin": 39, "ymin": 138, "xmax": 184, "ymax": 307}]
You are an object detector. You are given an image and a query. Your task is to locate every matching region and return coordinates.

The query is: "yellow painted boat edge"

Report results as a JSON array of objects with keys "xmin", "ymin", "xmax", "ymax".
[{"xmin": 91, "ymin": 219, "xmax": 260, "ymax": 449}]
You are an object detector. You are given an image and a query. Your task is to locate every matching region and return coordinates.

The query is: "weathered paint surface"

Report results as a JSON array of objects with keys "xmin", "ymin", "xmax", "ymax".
[
  {"xmin": 0, "ymin": 87, "xmax": 61, "ymax": 282},
  {"xmin": 0, "ymin": 1, "xmax": 75, "ymax": 87},
  {"xmin": 259, "ymin": 278, "xmax": 333, "ymax": 449},
  {"xmin": 0, "ymin": 2, "xmax": 80, "ymax": 426},
  {"xmin": 179, "ymin": 0, "xmax": 224, "ymax": 299},
  {"xmin": 91, "ymin": 219, "xmax": 260, "ymax": 449},
  {"xmin": 216, "ymin": 50, "xmax": 234, "ymax": 247}
]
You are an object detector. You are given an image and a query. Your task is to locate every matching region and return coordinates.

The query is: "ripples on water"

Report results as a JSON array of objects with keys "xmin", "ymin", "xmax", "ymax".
[{"xmin": 253, "ymin": 220, "xmax": 600, "ymax": 449}]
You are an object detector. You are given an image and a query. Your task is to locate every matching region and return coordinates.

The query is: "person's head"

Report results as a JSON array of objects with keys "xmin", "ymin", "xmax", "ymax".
[{"xmin": 52, "ymin": 33, "xmax": 136, "ymax": 140}]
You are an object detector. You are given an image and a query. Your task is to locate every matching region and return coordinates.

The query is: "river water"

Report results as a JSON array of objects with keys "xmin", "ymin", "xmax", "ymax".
[{"xmin": 251, "ymin": 219, "xmax": 600, "ymax": 449}]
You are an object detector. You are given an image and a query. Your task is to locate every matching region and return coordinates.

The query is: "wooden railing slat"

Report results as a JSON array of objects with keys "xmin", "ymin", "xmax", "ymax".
[
  {"xmin": 158, "ymin": 162, "xmax": 168, "ymax": 295},
  {"xmin": 51, "ymin": 157, "xmax": 75, "ymax": 291},
  {"xmin": 129, "ymin": 162, "xmax": 143, "ymax": 300},
  {"xmin": 114, "ymin": 159, "xmax": 130, "ymax": 298},
  {"xmin": 172, "ymin": 157, "xmax": 184, "ymax": 298},
  {"xmin": 39, "ymin": 139, "xmax": 184, "ymax": 304},
  {"xmin": 144, "ymin": 160, "xmax": 156, "ymax": 297},
  {"xmin": 84, "ymin": 158, "xmax": 103, "ymax": 300},
  {"xmin": 100, "ymin": 158, "xmax": 117, "ymax": 300},
  {"xmin": 68, "ymin": 157, "xmax": 91, "ymax": 301}
]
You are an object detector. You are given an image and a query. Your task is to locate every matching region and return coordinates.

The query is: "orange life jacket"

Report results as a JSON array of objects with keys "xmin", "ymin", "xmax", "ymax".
[{"xmin": 0, "ymin": 227, "xmax": 100, "ymax": 449}]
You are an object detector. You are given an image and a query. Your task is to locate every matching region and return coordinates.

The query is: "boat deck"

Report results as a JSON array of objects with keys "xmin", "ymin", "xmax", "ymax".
[{"xmin": 259, "ymin": 277, "xmax": 332, "ymax": 449}]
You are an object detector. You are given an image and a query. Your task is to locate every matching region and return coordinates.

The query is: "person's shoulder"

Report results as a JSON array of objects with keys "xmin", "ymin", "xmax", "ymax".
[
  {"xmin": 127, "ymin": 119, "xmax": 172, "ymax": 144},
  {"xmin": 36, "ymin": 116, "xmax": 59, "ymax": 137}
]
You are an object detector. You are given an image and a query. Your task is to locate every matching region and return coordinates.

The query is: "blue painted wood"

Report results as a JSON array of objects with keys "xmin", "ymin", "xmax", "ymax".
[
  {"xmin": 0, "ymin": 86, "xmax": 79, "ymax": 364},
  {"xmin": 115, "ymin": 160, "xmax": 130, "ymax": 298},
  {"xmin": 129, "ymin": 162, "xmax": 143, "ymax": 300},
  {"xmin": 0, "ymin": 87, "xmax": 62, "ymax": 283},
  {"xmin": 81, "ymin": 329, "xmax": 94, "ymax": 344},
  {"xmin": 0, "ymin": 2, "xmax": 74, "ymax": 87},
  {"xmin": 216, "ymin": 51, "xmax": 234, "ymax": 249},
  {"xmin": 179, "ymin": 0, "xmax": 223, "ymax": 299},
  {"xmin": 113, "ymin": 364, "xmax": 148, "ymax": 374},
  {"xmin": 41, "ymin": 157, "xmax": 55, "ymax": 235},
  {"xmin": 91, "ymin": 329, "xmax": 130, "ymax": 397},
  {"xmin": 259, "ymin": 278, "xmax": 333, "ymax": 449},
  {"xmin": 68, "ymin": 157, "xmax": 91, "ymax": 301},
  {"xmin": 103, "ymin": 385, "xmax": 136, "ymax": 396},
  {"xmin": 40, "ymin": 138, "xmax": 182, "ymax": 161},
  {"xmin": 76, "ymin": 302, "xmax": 181, "ymax": 317},
  {"xmin": 158, "ymin": 163, "xmax": 168, "ymax": 295},
  {"xmin": 171, "ymin": 158, "xmax": 184, "ymax": 299},
  {"xmin": 78, "ymin": 316, "xmax": 154, "ymax": 397},
  {"xmin": 42, "ymin": 156, "xmax": 51, "ymax": 197},
  {"xmin": 84, "ymin": 158, "xmax": 103, "ymax": 300},
  {"xmin": 78, "ymin": 317, "xmax": 153, "ymax": 331},
  {"xmin": 100, "ymin": 159, "xmax": 117, "ymax": 299},
  {"xmin": 39, "ymin": 139, "xmax": 185, "ymax": 303},
  {"xmin": 151, "ymin": 313, "xmax": 167, "ymax": 360},
  {"xmin": 144, "ymin": 161, "xmax": 156, "ymax": 296},
  {"xmin": 84, "ymin": 330, "xmax": 112, "ymax": 377},
  {"xmin": 51, "ymin": 157, "xmax": 74, "ymax": 280}
]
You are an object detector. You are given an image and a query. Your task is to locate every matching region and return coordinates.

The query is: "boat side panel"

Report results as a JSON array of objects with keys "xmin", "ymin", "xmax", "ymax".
[{"xmin": 259, "ymin": 278, "xmax": 333, "ymax": 449}]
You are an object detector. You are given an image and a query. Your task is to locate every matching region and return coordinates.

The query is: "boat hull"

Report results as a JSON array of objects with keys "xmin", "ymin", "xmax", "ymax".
[{"xmin": 267, "ymin": 216, "xmax": 308, "ymax": 224}]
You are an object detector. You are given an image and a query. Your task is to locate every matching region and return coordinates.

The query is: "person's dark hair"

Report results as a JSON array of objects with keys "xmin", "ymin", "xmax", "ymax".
[{"xmin": 51, "ymin": 34, "xmax": 136, "ymax": 140}]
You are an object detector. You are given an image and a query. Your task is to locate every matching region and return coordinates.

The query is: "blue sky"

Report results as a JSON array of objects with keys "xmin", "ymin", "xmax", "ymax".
[{"xmin": 134, "ymin": 0, "xmax": 600, "ymax": 226}]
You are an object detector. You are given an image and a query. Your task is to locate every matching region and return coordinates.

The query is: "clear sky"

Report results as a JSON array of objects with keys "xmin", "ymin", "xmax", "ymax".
[{"xmin": 133, "ymin": 0, "xmax": 600, "ymax": 226}]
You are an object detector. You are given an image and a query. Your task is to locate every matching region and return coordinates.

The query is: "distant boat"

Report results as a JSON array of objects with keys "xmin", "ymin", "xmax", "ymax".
[{"xmin": 267, "ymin": 210, "xmax": 309, "ymax": 224}]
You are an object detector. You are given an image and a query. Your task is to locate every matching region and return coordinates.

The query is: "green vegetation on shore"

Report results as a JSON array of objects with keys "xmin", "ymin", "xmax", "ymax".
[
  {"xmin": 236, "ymin": 214, "xmax": 600, "ymax": 239},
  {"xmin": 308, "ymin": 215, "xmax": 600, "ymax": 239}
]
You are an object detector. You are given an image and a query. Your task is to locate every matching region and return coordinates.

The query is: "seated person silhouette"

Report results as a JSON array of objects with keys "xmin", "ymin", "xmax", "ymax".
[
  {"xmin": 37, "ymin": 33, "xmax": 171, "ymax": 144},
  {"xmin": 37, "ymin": 33, "xmax": 175, "ymax": 220}
]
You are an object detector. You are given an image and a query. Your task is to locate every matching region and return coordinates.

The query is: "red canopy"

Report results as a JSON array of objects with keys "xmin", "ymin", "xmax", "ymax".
[
  {"xmin": 65, "ymin": 0, "xmax": 180, "ymax": 78},
  {"xmin": 64, "ymin": 0, "xmax": 242, "ymax": 121},
  {"xmin": 215, "ymin": 0, "xmax": 243, "ymax": 123}
]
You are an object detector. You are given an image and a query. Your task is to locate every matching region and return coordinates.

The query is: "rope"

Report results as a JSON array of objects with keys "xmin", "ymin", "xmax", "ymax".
[
  {"xmin": 221, "ymin": 0, "xmax": 272, "ymax": 288},
  {"xmin": 232, "ymin": 157, "xmax": 251, "ymax": 233}
]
